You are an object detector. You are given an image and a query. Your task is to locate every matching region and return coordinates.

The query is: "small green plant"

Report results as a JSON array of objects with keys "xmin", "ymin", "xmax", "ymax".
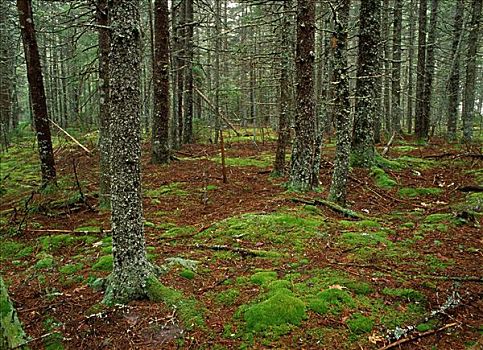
[
  {"xmin": 179, "ymin": 269, "xmax": 195, "ymax": 279},
  {"xmin": 216, "ymin": 288, "xmax": 240, "ymax": 306},
  {"xmin": 346, "ymin": 313, "xmax": 374, "ymax": 334}
]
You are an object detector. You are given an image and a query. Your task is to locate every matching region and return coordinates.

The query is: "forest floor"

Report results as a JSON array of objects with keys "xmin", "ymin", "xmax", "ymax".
[{"xmin": 1, "ymin": 131, "xmax": 482, "ymax": 349}]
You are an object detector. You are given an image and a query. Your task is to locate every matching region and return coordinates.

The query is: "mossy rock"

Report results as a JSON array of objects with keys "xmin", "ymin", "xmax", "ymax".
[
  {"xmin": 346, "ymin": 313, "xmax": 374, "ymax": 334},
  {"xmin": 243, "ymin": 288, "xmax": 306, "ymax": 333}
]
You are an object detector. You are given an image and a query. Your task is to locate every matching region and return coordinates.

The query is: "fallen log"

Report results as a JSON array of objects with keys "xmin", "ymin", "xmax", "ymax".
[{"xmin": 291, "ymin": 198, "xmax": 368, "ymax": 220}]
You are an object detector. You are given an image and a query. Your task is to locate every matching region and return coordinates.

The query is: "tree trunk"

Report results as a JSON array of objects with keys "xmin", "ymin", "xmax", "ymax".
[
  {"xmin": 328, "ymin": 0, "xmax": 351, "ymax": 205},
  {"xmin": 183, "ymin": 0, "xmax": 194, "ymax": 143},
  {"xmin": 415, "ymin": 0, "xmax": 427, "ymax": 140},
  {"xmin": 382, "ymin": 0, "xmax": 391, "ymax": 135},
  {"xmin": 406, "ymin": 0, "xmax": 416, "ymax": 134},
  {"xmin": 288, "ymin": 0, "xmax": 319, "ymax": 191},
  {"xmin": 17, "ymin": 0, "xmax": 56, "ymax": 183},
  {"xmin": 273, "ymin": 0, "xmax": 292, "ymax": 176},
  {"xmin": 151, "ymin": 0, "xmax": 171, "ymax": 164},
  {"xmin": 446, "ymin": 0, "xmax": 464, "ymax": 141},
  {"xmin": 461, "ymin": 0, "xmax": 482, "ymax": 143},
  {"xmin": 391, "ymin": 0, "xmax": 403, "ymax": 134},
  {"xmin": 352, "ymin": 0, "xmax": 381, "ymax": 167},
  {"xmin": 104, "ymin": 0, "xmax": 153, "ymax": 304},
  {"xmin": 97, "ymin": 0, "xmax": 111, "ymax": 207}
]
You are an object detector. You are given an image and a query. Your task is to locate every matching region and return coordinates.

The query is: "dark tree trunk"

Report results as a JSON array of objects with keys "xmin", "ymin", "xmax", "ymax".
[
  {"xmin": 382, "ymin": 0, "xmax": 391, "ymax": 135},
  {"xmin": 462, "ymin": 0, "xmax": 482, "ymax": 143},
  {"xmin": 176, "ymin": 0, "xmax": 185, "ymax": 147},
  {"xmin": 406, "ymin": 0, "xmax": 416, "ymax": 134},
  {"xmin": 421, "ymin": 0, "xmax": 439, "ymax": 139},
  {"xmin": 415, "ymin": 0, "xmax": 427, "ymax": 140},
  {"xmin": 352, "ymin": 0, "xmax": 381, "ymax": 167},
  {"xmin": 273, "ymin": 0, "xmax": 292, "ymax": 176},
  {"xmin": 328, "ymin": 0, "xmax": 351, "ymax": 205},
  {"xmin": 391, "ymin": 0, "xmax": 403, "ymax": 134},
  {"xmin": 151, "ymin": 0, "xmax": 170, "ymax": 163},
  {"xmin": 17, "ymin": 0, "xmax": 56, "ymax": 183},
  {"xmin": 446, "ymin": 0, "xmax": 464, "ymax": 141},
  {"xmin": 183, "ymin": 0, "xmax": 194, "ymax": 143},
  {"xmin": 289, "ymin": 0, "xmax": 320, "ymax": 191},
  {"xmin": 97, "ymin": 0, "xmax": 111, "ymax": 207},
  {"xmin": 104, "ymin": 0, "xmax": 153, "ymax": 304}
]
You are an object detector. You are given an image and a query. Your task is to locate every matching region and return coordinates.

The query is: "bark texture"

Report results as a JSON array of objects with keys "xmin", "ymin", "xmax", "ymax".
[
  {"xmin": 462, "ymin": 0, "xmax": 482, "ymax": 143},
  {"xmin": 391, "ymin": 0, "xmax": 403, "ymax": 134},
  {"xmin": 289, "ymin": 0, "xmax": 320, "ymax": 191},
  {"xmin": 151, "ymin": 0, "xmax": 170, "ymax": 164},
  {"xmin": 328, "ymin": 0, "xmax": 351, "ymax": 205},
  {"xmin": 17, "ymin": 0, "xmax": 56, "ymax": 183},
  {"xmin": 183, "ymin": 0, "xmax": 194, "ymax": 144},
  {"xmin": 352, "ymin": 0, "xmax": 381, "ymax": 167},
  {"xmin": 105, "ymin": 0, "xmax": 152, "ymax": 304},
  {"xmin": 415, "ymin": 0, "xmax": 428, "ymax": 140}
]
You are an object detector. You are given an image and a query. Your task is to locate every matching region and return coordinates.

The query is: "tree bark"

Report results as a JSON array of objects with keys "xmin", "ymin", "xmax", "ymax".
[
  {"xmin": 151, "ymin": 0, "xmax": 171, "ymax": 164},
  {"xmin": 328, "ymin": 0, "xmax": 351, "ymax": 205},
  {"xmin": 17, "ymin": 0, "xmax": 56, "ymax": 183},
  {"xmin": 183, "ymin": 0, "xmax": 194, "ymax": 143},
  {"xmin": 352, "ymin": 0, "xmax": 381, "ymax": 167},
  {"xmin": 391, "ymin": 0, "xmax": 403, "ymax": 134},
  {"xmin": 461, "ymin": 0, "xmax": 482, "ymax": 143},
  {"xmin": 289, "ymin": 0, "xmax": 320, "ymax": 191},
  {"xmin": 415, "ymin": 0, "xmax": 427, "ymax": 140},
  {"xmin": 406, "ymin": 0, "xmax": 416, "ymax": 134},
  {"xmin": 104, "ymin": 0, "xmax": 152, "ymax": 304}
]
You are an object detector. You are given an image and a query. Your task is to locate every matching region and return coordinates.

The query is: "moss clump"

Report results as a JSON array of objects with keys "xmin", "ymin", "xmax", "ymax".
[
  {"xmin": 91, "ymin": 255, "xmax": 113, "ymax": 271},
  {"xmin": 0, "ymin": 241, "xmax": 31, "ymax": 260},
  {"xmin": 145, "ymin": 182, "xmax": 188, "ymax": 198},
  {"xmin": 397, "ymin": 187, "xmax": 442, "ymax": 198},
  {"xmin": 39, "ymin": 234, "xmax": 76, "ymax": 252},
  {"xmin": 59, "ymin": 263, "xmax": 83, "ymax": 274},
  {"xmin": 216, "ymin": 289, "xmax": 240, "ymax": 306},
  {"xmin": 179, "ymin": 269, "xmax": 195, "ymax": 279},
  {"xmin": 424, "ymin": 213, "xmax": 455, "ymax": 224},
  {"xmin": 346, "ymin": 313, "xmax": 374, "ymax": 334},
  {"xmin": 370, "ymin": 167, "xmax": 397, "ymax": 189},
  {"xmin": 243, "ymin": 288, "xmax": 306, "ymax": 332},
  {"xmin": 211, "ymin": 156, "xmax": 271, "ymax": 168},
  {"xmin": 382, "ymin": 288, "xmax": 425, "ymax": 302},
  {"xmin": 145, "ymin": 276, "xmax": 204, "ymax": 329},
  {"xmin": 74, "ymin": 226, "xmax": 101, "ymax": 233},
  {"xmin": 250, "ymin": 271, "xmax": 278, "ymax": 286},
  {"xmin": 35, "ymin": 255, "xmax": 55, "ymax": 269},
  {"xmin": 340, "ymin": 231, "xmax": 391, "ymax": 247},
  {"xmin": 308, "ymin": 289, "xmax": 355, "ymax": 315}
]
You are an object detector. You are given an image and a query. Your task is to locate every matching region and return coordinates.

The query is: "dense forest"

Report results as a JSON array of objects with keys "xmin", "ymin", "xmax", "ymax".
[{"xmin": 0, "ymin": 0, "xmax": 482, "ymax": 349}]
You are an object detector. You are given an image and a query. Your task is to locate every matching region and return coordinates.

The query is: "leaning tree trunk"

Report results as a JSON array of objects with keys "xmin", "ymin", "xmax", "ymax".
[
  {"xmin": 352, "ymin": 0, "xmax": 381, "ymax": 167},
  {"xmin": 104, "ymin": 0, "xmax": 154, "ymax": 304},
  {"xmin": 328, "ymin": 0, "xmax": 351, "ymax": 205},
  {"xmin": 462, "ymin": 0, "xmax": 482, "ymax": 143},
  {"xmin": 151, "ymin": 0, "xmax": 170, "ymax": 164},
  {"xmin": 17, "ymin": 0, "xmax": 56, "ymax": 183},
  {"xmin": 288, "ymin": 0, "xmax": 320, "ymax": 191},
  {"xmin": 273, "ymin": 0, "xmax": 292, "ymax": 176},
  {"xmin": 415, "ymin": 0, "xmax": 427, "ymax": 140},
  {"xmin": 446, "ymin": 0, "xmax": 464, "ymax": 141},
  {"xmin": 97, "ymin": 0, "xmax": 111, "ymax": 207}
]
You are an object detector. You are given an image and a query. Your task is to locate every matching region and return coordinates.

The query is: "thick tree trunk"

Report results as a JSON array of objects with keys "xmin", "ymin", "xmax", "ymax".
[
  {"xmin": 446, "ymin": 0, "xmax": 464, "ymax": 141},
  {"xmin": 17, "ymin": 0, "xmax": 56, "ymax": 183},
  {"xmin": 328, "ymin": 0, "xmax": 351, "ymax": 205},
  {"xmin": 151, "ymin": 0, "xmax": 171, "ymax": 164},
  {"xmin": 352, "ymin": 0, "xmax": 381, "ymax": 167},
  {"xmin": 415, "ymin": 0, "xmax": 427, "ymax": 140},
  {"xmin": 104, "ymin": 0, "xmax": 152, "ymax": 304},
  {"xmin": 273, "ymin": 0, "xmax": 292, "ymax": 176},
  {"xmin": 462, "ymin": 0, "xmax": 482, "ymax": 143},
  {"xmin": 289, "ymin": 0, "xmax": 320, "ymax": 191},
  {"xmin": 391, "ymin": 0, "xmax": 403, "ymax": 134},
  {"xmin": 97, "ymin": 0, "xmax": 111, "ymax": 207}
]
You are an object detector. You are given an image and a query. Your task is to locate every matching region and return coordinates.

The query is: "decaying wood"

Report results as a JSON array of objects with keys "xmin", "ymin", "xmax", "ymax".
[
  {"xmin": 381, "ymin": 132, "xmax": 395, "ymax": 156},
  {"xmin": 193, "ymin": 243, "xmax": 274, "ymax": 257},
  {"xmin": 49, "ymin": 118, "xmax": 91, "ymax": 154},
  {"xmin": 291, "ymin": 198, "xmax": 368, "ymax": 220},
  {"xmin": 194, "ymin": 86, "xmax": 240, "ymax": 136},
  {"xmin": 24, "ymin": 228, "xmax": 111, "ymax": 235},
  {"xmin": 379, "ymin": 322, "xmax": 458, "ymax": 350},
  {"xmin": 457, "ymin": 185, "xmax": 483, "ymax": 192}
]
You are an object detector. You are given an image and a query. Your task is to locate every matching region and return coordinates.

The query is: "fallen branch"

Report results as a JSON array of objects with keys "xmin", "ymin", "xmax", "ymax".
[
  {"xmin": 193, "ymin": 243, "xmax": 276, "ymax": 257},
  {"xmin": 72, "ymin": 158, "xmax": 95, "ymax": 212},
  {"xmin": 24, "ymin": 228, "xmax": 110, "ymax": 236},
  {"xmin": 457, "ymin": 185, "xmax": 483, "ymax": 193},
  {"xmin": 291, "ymin": 198, "xmax": 368, "ymax": 220},
  {"xmin": 379, "ymin": 322, "xmax": 458, "ymax": 350},
  {"xmin": 49, "ymin": 118, "xmax": 91, "ymax": 154},
  {"xmin": 381, "ymin": 132, "xmax": 396, "ymax": 156}
]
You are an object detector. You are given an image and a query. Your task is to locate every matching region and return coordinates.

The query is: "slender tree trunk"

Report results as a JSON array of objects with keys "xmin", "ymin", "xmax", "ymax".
[
  {"xmin": 352, "ymin": 0, "xmax": 381, "ymax": 167},
  {"xmin": 214, "ymin": 0, "xmax": 221, "ymax": 144},
  {"xmin": 391, "ymin": 0, "xmax": 402, "ymax": 134},
  {"xmin": 17, "ymin": 0, "xmax": 56, "ymax": 183},
  {"xmin": 446, "ymin": 0, "xmax": 464, "ymax": 141},
  {"xmin": 176, "ymin": 0, "xmax": 185, "ymax": 146},
  {"xmin": 151, "ymin": 0, "xmax": 170, "ymax": 163},
  {"xmin": 406, "ymin": 0, "xmax": 416, "ymax": 134},
  {"xmin": 273, "ymin": 0, "xmax": 292, "ymax": 176},
  {"xmin": 289, "ymin": 0, "xmax": 319, "ymax": 191},
  {"xmin": 382, "ymin": 0, "xmax": 391, "ymax": 135},
  {"xmin": 462, "ymin": 0, "xmax": 482, "ymax": 143},
  {"xmin": 104, "ymin": 0, "xmax": 153, "ymax": 304},
  {"xmin": 97, "ymin": 0, "xmax": 111, "ymax": 207},
  {"xmin": 183, "ymin": 0, "xmax": 194, "ymax": 143},
  {"xmin": 328, "ymin": 0, "xmax": 351, "ymax": 205},
  {"xmin": 415, "ymin": 0, "xmax": 427, "ymax": 140}
]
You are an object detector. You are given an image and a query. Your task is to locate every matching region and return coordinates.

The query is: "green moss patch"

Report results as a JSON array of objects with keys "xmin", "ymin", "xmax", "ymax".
[
  {"xmin": 179, "ymin": 269, "xmax": 195, "ymax": 279},
  {"xmin": 35, "ymin": 254, "xmax": 55, "ymax": 269},
  {"xmin": 91, "ymin": 255, "xmax": 113, "ymax": 272},
  {"xmin": 346, "ymin": 313, "xmax": 374, "ymax": 334},
  {"xmin": 250, "ymin": 271, "xmax": 278, "ymax": 286},
  {"xmin": 370, "ymin": 167, "xmax": 397, "ymax": 189},
  {"xmin": 59, "ymin": 263, "xmax": 84, "ymax": 275},
  {"xmin": 397, "ymin": 187, "xmax": 442, "ymax": 198},
  {"xmin": 340, "ymin": 231, "xmax": 392, "ymax": 247},
  {"xmin": 145, "ymin": 182, "xmax": 188, "ymax": 198},
  {"xmin": 0, "ymin": 241, "xmax": 32, "ymax": 260},
  {"xmin": 39, "ymin": 234, "xmax": 76, "ymax": 252},
  {"xmin": 211, "ymin": 155, "xmax": 271, "ymax": 168},
  {"xmin": 308, "ymin": 288, "xmax": 355, "ymax": 315},
  {"xmin": 382, "ymin": 288, "xmax": 425, "ymax": 302},
  {"xmin": 216, "ymin": 289, "xmax": 240, "ymax": 306}
]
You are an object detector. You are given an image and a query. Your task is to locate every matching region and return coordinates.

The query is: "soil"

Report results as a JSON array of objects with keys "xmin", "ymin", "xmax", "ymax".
[{"xmin": 1, "ymin": 137, "xmax": 482, "ymax": 349}]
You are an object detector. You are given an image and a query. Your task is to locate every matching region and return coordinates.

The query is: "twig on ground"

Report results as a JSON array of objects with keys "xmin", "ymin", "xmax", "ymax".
[{"xmin": 292, "ymin": 198, "xmax": 368, "ymax": 220}]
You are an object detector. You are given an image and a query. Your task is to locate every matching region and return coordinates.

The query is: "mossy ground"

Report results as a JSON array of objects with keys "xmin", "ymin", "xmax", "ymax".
[{"xmin": 0, "ymin": 136, "xmax": 481, "ymax": 349}]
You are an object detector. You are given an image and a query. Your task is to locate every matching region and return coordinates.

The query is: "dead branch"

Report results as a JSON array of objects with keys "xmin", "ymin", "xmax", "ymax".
[
  {"xmin": 381, "ymin": 132, "xmax": 396, "ymax": 156},
  {"xmin": 193, "ymin": 243, "xmax": 274, "ymax": 257},
  {"xmin": 291, "ymin": 198, "xmax": 368, "ymax": 220},
  {"xmin": 49, "ymin": 118, "xmax": 91, "ymax": 154},
  {"xmin": 23, "ymin": 228, "xmax": 110, "ymax": 236},
  {"xmin": 72, "ymin": 159, "xmax": 95, "ymax": 212}
]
